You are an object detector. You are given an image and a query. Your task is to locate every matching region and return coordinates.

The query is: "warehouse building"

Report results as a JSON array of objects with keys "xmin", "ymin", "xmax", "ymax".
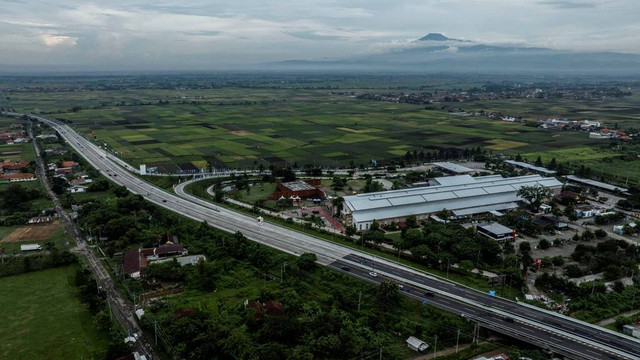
[
  {"xmin": 432, "ymin": 162, "xmax": 476, "ymax": 175},
  {"xmin": 505, "ymin": 160, "xmax": 556, "ymax": 175},
  {"xmin": 341, "ymin": 174, "xmax": 562, "ymax": 230}
]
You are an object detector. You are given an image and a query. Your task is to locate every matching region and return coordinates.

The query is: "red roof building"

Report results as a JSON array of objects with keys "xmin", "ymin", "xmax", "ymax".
[
  {"xmin": 122, "ymin": 244, "xmax": 187, "ymax": 278},
  {"xmin": 0, "ymin": 173, "xmax": 36, "ymax": 182}
]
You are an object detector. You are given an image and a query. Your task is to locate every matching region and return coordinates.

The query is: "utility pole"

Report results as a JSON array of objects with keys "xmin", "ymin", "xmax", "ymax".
[
  {"xmin": 455, "ymin": 329, "xmax": 461, "ymax": 353},
  {"xmin": 358, "ymin": 291, "xmax": 362, "ymax": 312},
  {"xmin": 280, "ymin": 262, "xmax": 288, "ymax": 283},
  {"xmin": 433, "ymin": 335, "xmax": 437, "ymax": 358},
  {"xmin": 154, "ymin": 320, "xmax": 158, "ymax": 346},
  {"xmin": 379, "ymin": 348, "xmax": 382, "ymax": 360}
]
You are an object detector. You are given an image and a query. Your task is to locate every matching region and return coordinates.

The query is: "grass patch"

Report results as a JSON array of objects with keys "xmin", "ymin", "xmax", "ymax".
[{"xmin": 0, "ymin": 267, "xmax": 108, "ymax": 360}]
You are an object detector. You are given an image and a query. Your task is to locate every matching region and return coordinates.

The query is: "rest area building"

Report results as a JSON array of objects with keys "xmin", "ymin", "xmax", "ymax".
[{"xmin": 341, "ymin": 174, "xmax": 562, "ymax": 231}]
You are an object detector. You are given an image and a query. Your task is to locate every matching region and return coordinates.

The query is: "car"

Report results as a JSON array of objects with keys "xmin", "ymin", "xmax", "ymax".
[
  {"xmin": 424, "ymin": 291, "xmax": 435, "ymax": 297},
  {"xmin": 503, "ymin": 316, "xmax": 515, "ymax": 323},
  {"xmin": 162, "ymin": 200, "xmax": 167, "ymax": 203},
  {"xmin": 369, "ymin": 271, "xmax": 378, "ymax": 277},
  {"xmin": 397, "ymin": 284, "xmax": 404, "ymax": 289},
  {"xmin": 340, "ymin": 266, "xmax": 350, "ymax": 271}
]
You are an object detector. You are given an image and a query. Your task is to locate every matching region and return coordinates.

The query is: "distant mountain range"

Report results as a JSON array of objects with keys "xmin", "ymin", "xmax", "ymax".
[{"xmin": 265, "ymin": 33, "xmax": 640, "ymax": 74}]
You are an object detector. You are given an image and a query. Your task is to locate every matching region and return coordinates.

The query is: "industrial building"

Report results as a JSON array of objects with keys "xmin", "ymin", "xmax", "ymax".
[
  {"xmin": 432, "ymin": 162, "xmax": 475, "ymax": 175},
  {"xmin": 477, "ymin": 222, "xmax": 515, "ymax": 242},
  {"xmin": 565, "ymin": 175, "xmax": 628, "ymax": 194},
  {"xmin": 341, "ymin": 174, "xmax": 562, "ymax": 230},
  {"xmin": 505, "ymin": 160, "xmax": 556, "ymax": 175}
]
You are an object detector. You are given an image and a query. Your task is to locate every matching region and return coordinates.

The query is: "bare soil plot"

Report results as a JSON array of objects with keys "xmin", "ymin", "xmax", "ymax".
[{"xmin": 1, "ymin": 220, "xmax": 59, "ymax": 243}]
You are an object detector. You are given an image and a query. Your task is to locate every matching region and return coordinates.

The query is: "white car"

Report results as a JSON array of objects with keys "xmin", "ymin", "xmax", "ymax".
[{"xmin": 369, "ymin": 271, "xmax": 378, "ymax": 277}]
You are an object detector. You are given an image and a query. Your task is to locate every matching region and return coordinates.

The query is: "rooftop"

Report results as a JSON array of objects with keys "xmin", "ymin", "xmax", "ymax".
[
  {"xmin": 565, "ymin": 175, "xmax": 628, "ymax": 193},
  {"xmin": 281, "ymin": 181, "xmax": 316, "ymax": 191},
  {"xmin": 433, "ymin": 162, "xmax": 474, "ymax": 174},
  {"xmin": 431, "ymin": 174, "xmax": 502, "ymax": 186},
  {"xmin": 344, "ymin": 174, "xmax": 562, "ymax": 224},
  {"xmin": 505, "ymin": 160, "xmax": 556, "ymax": 175},
  {"xmin": 478, "ymin": 222, "xmax": 513, "ymax": 235}
]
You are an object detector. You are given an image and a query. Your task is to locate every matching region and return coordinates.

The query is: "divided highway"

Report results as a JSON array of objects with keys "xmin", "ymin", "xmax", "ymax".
[{"xmin": 10, "ymin": 112, "xmax": 640, "ymax": 360}]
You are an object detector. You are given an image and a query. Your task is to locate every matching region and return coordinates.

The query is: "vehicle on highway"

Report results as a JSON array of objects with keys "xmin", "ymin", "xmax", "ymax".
[
  {"xmin": 503, "ymin": 316, "xmax": 515, "ymax": 323},
  {"xmin": 162, "ymin": 200, "xmax": 167, "ymax": 203},
  {"xmin": 369, "ymin": 271, "xmax": 378, "ymax": 277},
  {"xmin": 424, "ymin": 291, "xmax": 435, "ymax": 297},
  {"xmin": 340, "ymin": 266, "xmax": 350, "ymax": 271}
]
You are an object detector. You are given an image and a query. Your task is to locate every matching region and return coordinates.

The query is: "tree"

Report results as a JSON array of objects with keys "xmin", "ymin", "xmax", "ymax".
[
  {"xmin": 517, "ymin": 185, "xmax": 552, "ymax": 211},
  {"xmin": 296, "ymin": 253, "xmax": 317, "ymax": 271},
  {"xmin": 331, "ymin": 197, "xmax": 344, "ymax": 216},
  {"xmin": 538, "ymin": 239, "xmax": 551, "ymax": 250},
  {"xmin": 535, "ymin": 156, "xmax": 543, "ymax": 167},
  {"xmin": 459, "ymin": 259, "xmax": 475, "ymax": 272},
  {"xmin": 594, "ymin": 229, "xmax": 607, "ymax": 239},
  {"xmin": 345, "ymin": 226, "xmax": 356, "ymax": 237},
  {"xmin": 581, "ymin": 230, "xmax": 595, "ymax": 241},
  {"xmin": 405, "ymin": 215, "xmax": 418, "ymax": 228},
  {"xmin": 369, "ymin": 219, "xmax": 380, "ymax": 232},
  {"xmin": 376, "ymin": 280, "xmax": 400, "ymax": 305},
  {"xmin": 547, "ymin": 157, "xmax": 558, "ymax": 170},
  {"xmin": 519, "ymin": 241, "xmax": 532, "ymax": 254}
]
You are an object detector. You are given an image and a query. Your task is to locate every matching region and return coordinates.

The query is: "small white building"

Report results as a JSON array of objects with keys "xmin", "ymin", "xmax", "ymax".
[
  {"xmin": 21, "ymin": 244, "xmax": 42, "ymax": 251},
  {"xmin": 68, "ymin": 186, "xmax": 87, "ymax": 193},
  {"xmin": 406, "ymin": 336, "xmax": 429, "ymax": 352}
]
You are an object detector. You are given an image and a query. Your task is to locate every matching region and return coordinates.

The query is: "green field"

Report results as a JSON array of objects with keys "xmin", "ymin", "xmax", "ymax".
[
  {"xmin": 4, "ymin": 78, "xmax": 639, "ymax": 183},
  {"xmin": 5, "ymin": 89, "xmax": 607, "ymax": 172},
  {"xmin": 0, "ymin": 267, "xmax": 108, "ymax": 360}
]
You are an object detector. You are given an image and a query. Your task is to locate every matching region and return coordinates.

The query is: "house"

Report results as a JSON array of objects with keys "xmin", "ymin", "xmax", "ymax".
[
  {"xmin": 68, "ymin": 185, "xmax": 87, "ymax": 193},
  {"xmin": 55, "ymin": 167, "xmax": 73, "ymax": 175},
  {"xmin": 1, "ymin": 159, "xmax": 29, "ymax": 172},
  {"xmin": 532, "ymin": 215, "xmax": 568, "ymax": 230},
  {"xmin": 122, "ymin": 244, "xmax": 188, "ymax": 278},
  {"xmin": 62, "ymin": 161, "xmax": 78, "ymax": 168},
  {"xmin": 28, "ymin": 216, "xmax": 52, "ymax": 224},
  {"xmin": 244, "ymin": 300, "xmax": 285, "ymax": 320},
  {"xmin": 574, "ymin": 206, "xmax": 602, "ymax": 218},
  {"xmin": 406, "ymin": 336, "xmax": 429, "ymax": 352},
  {"xmin": 0, "ymin": 173, "xmax": 36, "ymax": 182},
  {"xmin": 539, "ymin": 204, "xmax": 552, "ymax": 213},
  {"xmin": 477, "ymin": 223, "xmax": 515, "ymax": 242}
]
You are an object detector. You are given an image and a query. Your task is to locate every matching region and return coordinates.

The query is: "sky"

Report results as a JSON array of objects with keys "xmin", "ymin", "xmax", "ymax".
[{"xmin": 1, "ymin": 0, "xmax": 639, "ymax": 71}]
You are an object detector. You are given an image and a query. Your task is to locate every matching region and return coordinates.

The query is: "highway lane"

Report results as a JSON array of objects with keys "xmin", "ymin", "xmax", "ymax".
[
  {"xmin": 331, "ymin": 263, "xmax": 621, "ymax": 360},
  {"xmin": 12, "ymin": 112, "xmax": 640, "ymax": 360}
]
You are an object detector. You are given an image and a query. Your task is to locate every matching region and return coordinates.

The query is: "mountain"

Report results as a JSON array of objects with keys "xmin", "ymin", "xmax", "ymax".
[
  {"xmin": 419, "ymin": 33, "xmax": 451, "ymax": 41},
  {"xmin": 264, "ymin": 33, "xmax": 640, "ymax": 75}
]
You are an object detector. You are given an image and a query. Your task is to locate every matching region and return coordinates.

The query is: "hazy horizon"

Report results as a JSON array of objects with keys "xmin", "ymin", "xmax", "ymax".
[{"xmin": 1, "ymin": 0, "xmax": 639, "ymax": 72}]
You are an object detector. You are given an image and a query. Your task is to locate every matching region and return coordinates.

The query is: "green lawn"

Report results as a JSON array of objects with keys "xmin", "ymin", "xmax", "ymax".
[{"xmin": 0, "ymin": 267, "xmax": 108, "ymax": 360}]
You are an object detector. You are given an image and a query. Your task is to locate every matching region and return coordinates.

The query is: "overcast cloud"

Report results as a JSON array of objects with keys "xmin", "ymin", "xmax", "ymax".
[{"xmin": 1, "ymin": 0, "xmax": 638, "ymax": 71}]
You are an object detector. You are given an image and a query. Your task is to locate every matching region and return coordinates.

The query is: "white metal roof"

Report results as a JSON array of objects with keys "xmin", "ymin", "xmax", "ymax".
[
  {"xmin": 345, "ymin": 175, "xmax": 562, "ymax": 224},
  {"xmin": 505, "ymin": 160, "xmax": 556, "ymax": 175},
  {"xmin": 433, "ymin": 162, "xmax": 474, "ymax": 174},
  {"xmin": 565, "ymin": 175, "xmax": 628, "ymax": 193}
]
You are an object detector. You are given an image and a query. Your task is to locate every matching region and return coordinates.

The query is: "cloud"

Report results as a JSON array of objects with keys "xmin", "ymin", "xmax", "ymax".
[
  {"xmin": 41, "ymin": 34, "xmax": 77, "ymax": 47},
  {"xmin": 538, "ymin": 1, "xmax": 597, "ymax": 9},
  {"xmin": 285, "ymin": 31, "xmax": 346, "ymax": 41}
]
